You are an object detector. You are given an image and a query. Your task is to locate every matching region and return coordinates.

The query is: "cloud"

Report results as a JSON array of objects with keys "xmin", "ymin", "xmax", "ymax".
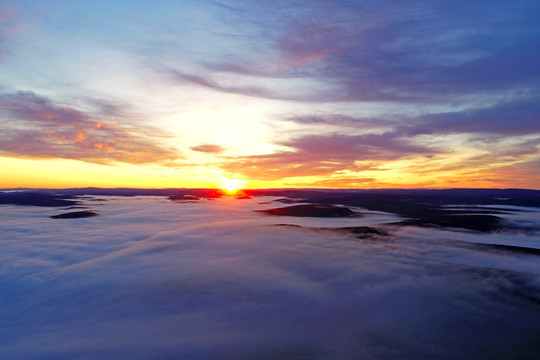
[
  {"xmin": 283, "ymin": 1, "xmax": 540, "ymax": 102},
  {"xmin": 164, "ymin": 1, "xmax": 540, "ymax": 103},
  {"xmin": 3, "ymin": 0, "xmax": 539, "ymax": 189},
  {"xmin": 164, "ymin": 68, "xmax": 273, "ymax": 99},
  {"xmin": 406, "ymin": 98, "xmax": 540, "ymax": 136},
  {"xmin": 164, "ymin": 67, "xmax": 329, "ymax": 102},
  {"xmin": 0, "ymin": 196, "xmax": 539, "ymax": 359},
  {"xmin": 290, "ymin": 177, "xmax": 379, "ymax": 188},
  {"xmin": 0, "ymin": 91, "xmax": 180, "ymax": 164},
  {"xmin": 284, "ymin": 93, "xmax": 540, "ymax": 143},
  {"xmin": 190, "ymin": 144, "xmax": 225, "ymax": 154},
  {"xmin": 222, "ymin": 132, "xmax": 437, "ymax": 180},
  {"xmin": 284, "ymin": 114, "xmax": 396, "ymax": 130},
  {"xmin": 239, "ymin": 88, "xmax": 540, "ymax": 183},
  {"xmin": 465, "ymin": 158, "xmax": 540, "ymax": 189},
  {"xmin": 284, "ymin": 132, "xmax": 433, "ymax": 157}
]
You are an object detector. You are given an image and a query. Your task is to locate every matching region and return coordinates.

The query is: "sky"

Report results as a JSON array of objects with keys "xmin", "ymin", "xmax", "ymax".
[{"xmin": 1, "ymin": 0, "xmax": 539, "ymax": 189}]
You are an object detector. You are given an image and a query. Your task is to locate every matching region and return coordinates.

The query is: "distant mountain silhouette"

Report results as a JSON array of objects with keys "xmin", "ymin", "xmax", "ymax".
[{"xmin": 0, "ymin": 192, "xmax": 78, "ymax": 207}]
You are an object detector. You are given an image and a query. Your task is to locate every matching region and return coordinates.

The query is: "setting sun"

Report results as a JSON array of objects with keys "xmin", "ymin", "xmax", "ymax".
[{"xmin": 220, "ymin": 178, "xmax": 245, "ymax": 194}]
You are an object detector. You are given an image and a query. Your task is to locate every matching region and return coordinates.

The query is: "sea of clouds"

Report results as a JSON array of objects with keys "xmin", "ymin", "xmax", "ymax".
[{"xmin": 1, "ymin": 196, "xmax": 539, "ymax": 359}]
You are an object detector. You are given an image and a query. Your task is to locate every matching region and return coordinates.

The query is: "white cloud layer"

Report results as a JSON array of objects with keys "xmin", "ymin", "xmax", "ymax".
[{"xmin": 0, "ymin": 196, "xmax": 539, "ymax": 359}]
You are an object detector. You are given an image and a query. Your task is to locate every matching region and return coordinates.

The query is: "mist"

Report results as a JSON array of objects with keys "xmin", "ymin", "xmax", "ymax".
[{"xmin": 1, "ymin": 196, "xmax": 539, "ymax": 359}]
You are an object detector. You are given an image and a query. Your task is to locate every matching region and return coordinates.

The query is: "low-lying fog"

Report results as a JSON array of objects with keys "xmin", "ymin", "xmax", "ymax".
[{"xmin": 1, "ymin": 196, "xmax": 539, "ymax": 359}]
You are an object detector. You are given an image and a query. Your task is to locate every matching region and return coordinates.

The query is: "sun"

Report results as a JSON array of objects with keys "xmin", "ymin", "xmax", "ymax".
[{"xmin": 220, "ymin": 178, "xmax": 245, "ymax": 194}]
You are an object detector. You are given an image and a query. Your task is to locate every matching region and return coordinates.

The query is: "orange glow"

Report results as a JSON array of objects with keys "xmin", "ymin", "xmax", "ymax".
[
  {"xmin": 1, "ymin": 155, "xmax": 539, "ymax": 190},
  {"xmin": 220, "ymin": 178, "xmax": 245, "ymax": 194}
]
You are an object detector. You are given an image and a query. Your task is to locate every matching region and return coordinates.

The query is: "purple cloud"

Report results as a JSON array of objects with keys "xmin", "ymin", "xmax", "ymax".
[
  {"xmin": 167, "ymin": 1, "xmax": 540, "ymax": 103},
  {"xmin": 164, "ymin": 68, "xmax": 329, "ymax": 102},
  {"xmin": 409, "ymin": 98, "xmax": 540, "ymax": 136},
  {"xmin": 285, "ymin": 95, "xmax": 540, "ymax": 139},
  {"xmin": 284, "ymin": 114, "xmax": 396, "ymax": 130},
  {"xmin": 223, "ymin": 132, "xmax": 436, "ymax": 180}
]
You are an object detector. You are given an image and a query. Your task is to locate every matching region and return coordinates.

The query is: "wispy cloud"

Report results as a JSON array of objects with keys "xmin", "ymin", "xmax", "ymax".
[
  {"xmin": 283, "ymin": 114, "xmax": 396, "ymax": 130},
  {"xmin": 223, "ymin": 92, "xmax": 540, "ymax": 182},
  {"xmin": 409, "ymin": 98, "xmax": 540, "ymax": 136},
  {"xmin": 478, "ymin": 158, "xmax": 540, "ymax": 188},
  {"xmin": 190, "ymin": 144, "xmax": 225, "ymax": 154},
  {"xmin": 164, "ymin": 67, "xmax": 329, "ymax": 102},
  {"xmin": 223, "ymin": 132, "xmax": 436, "ymax": 180},
  {"xmin": 162, "ymin": 1, "xmax": 540, "ymax": 103},
  {"xmin": 0, "ymin": 91, "xmax": 179, "ymax": 164},
  {"xmin": 290, "ymin": 177, "xmax": 380, "ymax": 188}
]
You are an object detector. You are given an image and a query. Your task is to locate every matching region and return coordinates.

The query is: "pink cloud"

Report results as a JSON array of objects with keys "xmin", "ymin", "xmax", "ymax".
[
  {"xmin": 190, "ymin": 144, "xmax": 225, "ymax": 154},
  {"xmin": 221, "ymin": 132, "xmax": 435, "ymax": 180},
  {"xmin": 0, "ymin": 91, "xmax": 180, "ymax": 164}
]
